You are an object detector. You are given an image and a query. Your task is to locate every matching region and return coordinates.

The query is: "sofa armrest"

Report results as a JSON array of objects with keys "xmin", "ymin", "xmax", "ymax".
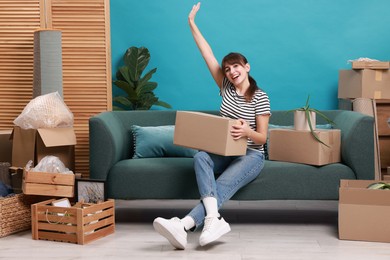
[
  {"xmin": 332, "ymin": 110, "xmax": 375, "ymax": 180},
  {"xmin": 89, "ymin": 112, "xmax": 129, "ymax": 180}
]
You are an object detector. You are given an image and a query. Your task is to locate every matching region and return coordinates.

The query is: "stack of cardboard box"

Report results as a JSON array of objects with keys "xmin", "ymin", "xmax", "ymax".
[
  {"xmin": 337, "ymin": 60, "xmax": 390, "ymax": 243},
  {"xmin": 339, "ymin": 61, "xmax": 390, "ymax": 99}
]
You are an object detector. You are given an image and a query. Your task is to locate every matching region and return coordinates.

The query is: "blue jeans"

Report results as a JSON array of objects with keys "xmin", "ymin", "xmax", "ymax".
[{"xmin": 186, "ymin": 148, "xmax": 265, "ymax": 229}]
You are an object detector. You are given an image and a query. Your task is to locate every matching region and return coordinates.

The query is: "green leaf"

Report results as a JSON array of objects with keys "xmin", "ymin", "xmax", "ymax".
[
  {"xmin": 139, "ymin": 68, "xmax": 157, "ymax": 87},
  {"xmin": 113, "ymin": 46, "xmax": 171, "ymax": 110},
  {"xmin": 113, "ymin": 96, "xmax": 132, "ymax": 107},
  {"xmin": 124, "ymin": 46, "xmax": 150, "ymax": 82},
  {"xmin": 310, "ymin": 108, "xmax": 335, "ymax": 125},
  {"xmin": 154, "ymin": 100, "xmax": 172, "ymax": 109}
]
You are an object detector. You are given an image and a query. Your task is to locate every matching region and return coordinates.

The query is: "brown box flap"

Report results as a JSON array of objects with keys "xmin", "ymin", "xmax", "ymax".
[{"xmin": 37, "ymin": 128, "xmax": 77, "ymax": 147}]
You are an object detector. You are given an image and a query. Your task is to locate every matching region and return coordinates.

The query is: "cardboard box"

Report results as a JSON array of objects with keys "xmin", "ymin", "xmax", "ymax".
[
  {"xmin": 11, "ymin": 126, "xmax": 76, "ymax": 170},
  {"xmin": 31, "ymin": 199, "xmax": 115, "ymax": 245},
  {"xmin": 338, "ymin": 69, "xmax": 390, "ymax": 99},
  {"xmin": 268, "ymin": 129, "xmax": 341, "ymax": 166},
  {"xmin": 339, "ymin": 179, "xmax": 390, "ymax": 243},
  {"xmin": 0, "ymin": 129, "xmax": 12, "ymax": 163},
  {"xmin": 22, "ymin": 169, "xmax": 75, "ymax": 197},
  {"xmin": 352, "ymin": 61, "xmax": 390, "ymax": 69},
  {"xmin": 173, "ymin": 111, "xmax": 247, "ymax": 156}
]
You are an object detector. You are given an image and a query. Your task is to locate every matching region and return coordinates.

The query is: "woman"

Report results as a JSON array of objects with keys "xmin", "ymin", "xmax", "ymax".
[{"xmin": 153, "ymin": 2, "xmax": 271, "ymax": 249}]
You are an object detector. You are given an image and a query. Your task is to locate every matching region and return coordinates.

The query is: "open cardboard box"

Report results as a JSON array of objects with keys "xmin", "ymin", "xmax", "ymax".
[
  {"xmin": 339, "ymin": 179, "xmax": 390, "ymax": 243},
  {"xmin": 11, "ymin": 126, "xmax": 76, "ymax": 170},
  {"xmin": 174, "ymin": 111, "xmax": 247, "ymax": 156}
]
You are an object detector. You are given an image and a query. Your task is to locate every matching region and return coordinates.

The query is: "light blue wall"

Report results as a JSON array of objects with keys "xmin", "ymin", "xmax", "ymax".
[{"xmin": 110, "ymin": 0, "xmax": 390, "ymax": 110}]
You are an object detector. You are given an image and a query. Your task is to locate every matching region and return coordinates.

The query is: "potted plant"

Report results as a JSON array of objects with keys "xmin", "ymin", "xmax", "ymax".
[
  {"xmin": 113, "ymin": 46, "xmax": 171, "ymax": 110},
  {"xmin": 288, "ymin": 95, "xmax": 335, "ymax": 147}
]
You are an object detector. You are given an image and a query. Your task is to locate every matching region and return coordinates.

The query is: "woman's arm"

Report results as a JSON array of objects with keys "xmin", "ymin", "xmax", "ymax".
[
  {"xmin": 231, "ymin": 115, "xmax": 270, "ymax": 145},
  {"xmin": 188, "ymin": 2, "xmax": 224, "ymax": 89}
]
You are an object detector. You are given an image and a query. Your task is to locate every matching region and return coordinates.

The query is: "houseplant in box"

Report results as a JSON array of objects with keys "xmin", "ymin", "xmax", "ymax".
[
  {"xmin": 288, "ymin": 95, "xmax": 335, "ymax": 147},
  {"xmin": 113, "ymin": 46, "xmax": 171, "ymax": 110}
]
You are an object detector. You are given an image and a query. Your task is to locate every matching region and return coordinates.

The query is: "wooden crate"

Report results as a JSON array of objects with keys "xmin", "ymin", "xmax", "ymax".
[
  {"xmin": 31, "ymin": 199, "xmax": 115, "ymax": 245},
  {"xmin": 23, "ymin": 169, "xmax": 75, "ymax": 197}
]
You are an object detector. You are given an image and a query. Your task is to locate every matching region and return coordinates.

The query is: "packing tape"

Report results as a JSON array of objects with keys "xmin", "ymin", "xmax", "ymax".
[
  {"xmin": 375, "ymin": 70, "xmax": 382, "ymax": 81},
  {"xmin": 374, "ymin": 91, "xmax": 382, "ymax": 99}
]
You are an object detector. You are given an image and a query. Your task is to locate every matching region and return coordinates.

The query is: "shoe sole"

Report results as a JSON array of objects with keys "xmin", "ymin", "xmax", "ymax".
[
  {"xmin": 199, "ymin": 223, "xmax": 231, "ymax": 246},
  {"xmin": 153, "ymin": 219, "xmax": 186, "ymax": 250}
]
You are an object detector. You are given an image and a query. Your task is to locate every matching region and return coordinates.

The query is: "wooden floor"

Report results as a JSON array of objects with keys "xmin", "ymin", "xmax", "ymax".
[{"xmin": 1, "ymin": 200, "xmax": 390, "ymax": 259}]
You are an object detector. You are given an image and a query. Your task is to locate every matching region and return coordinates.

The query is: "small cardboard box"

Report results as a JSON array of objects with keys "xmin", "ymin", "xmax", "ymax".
[
  {"xmin": 352, "ymin": 61, "xmax": 390, "ymax": 70},
  {"xmin": 338, "ymin": 69, "xmax": 390, "ymax": 99},
  {"xmin": 23, "ymin": 169, "xmax": 75, "ymax": 197},
  {"xmin": 339, "ymin": 179, "xmax": 390, "ymax": 243},
  {"xmin": 31, "ymin": 199, "xmax": 115, "ymax": 245},
  {"xmin": 0, "ymin": 129, "xmax": 12, "ymax": 163},
  {"xmin": 11, "ymin": 126, "xmax": 76, "ymax": 170},
  {"xmin": 268, "ymin": 129, "xmax": 341, "ymax": 166},
  {"xmin": 174, "ymin": 111, "xmax": 247, "ymax": 156}
]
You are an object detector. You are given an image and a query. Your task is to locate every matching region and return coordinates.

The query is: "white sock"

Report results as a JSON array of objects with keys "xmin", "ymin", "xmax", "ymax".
[
  {"xmin": 181, "ymin": 216, "xmax": 195, "ymax": 231},
  {"xmin": 202, "ymin": 197, "xmax": 219, "ymax": 217}
]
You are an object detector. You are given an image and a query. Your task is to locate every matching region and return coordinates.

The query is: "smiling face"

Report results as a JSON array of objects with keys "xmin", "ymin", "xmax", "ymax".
[{"xmin": 222, "ymin": 53, "xmax": 250, "ymax": 87}]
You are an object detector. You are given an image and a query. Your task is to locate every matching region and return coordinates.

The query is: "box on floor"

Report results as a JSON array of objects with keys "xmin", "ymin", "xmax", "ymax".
[
  {"xmin": 11, "ymin": 126, "xmax": 76, "ymax": 170},
  {"xmin": 268, "ymin": 129, "xmax": 341, "ymax": 166},
  {"xmin": 339, "ymin": 179, "xmax": 390, "ymax": 243},
  {"xmin": 31, "ymin": 199, "xmax": 115, "ymax": 245},
  {"xmin": 338, "ymin": 69, "xmax": 390, "ymax": 99},
  {"xmin": 174, "ymin": 111, "xmax": 247, "ymax": 156}
]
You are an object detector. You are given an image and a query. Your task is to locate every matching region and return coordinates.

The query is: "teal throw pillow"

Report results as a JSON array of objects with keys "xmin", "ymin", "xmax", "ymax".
[{"xmin": 131, "ymin": 125, "xmax": 198, "ymax": 159}]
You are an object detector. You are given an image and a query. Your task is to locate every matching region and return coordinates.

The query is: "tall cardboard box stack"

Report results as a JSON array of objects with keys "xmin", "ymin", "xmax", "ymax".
[{"xmin": 338, "ymin": 59, "xmax": 390, "ymax": 180}]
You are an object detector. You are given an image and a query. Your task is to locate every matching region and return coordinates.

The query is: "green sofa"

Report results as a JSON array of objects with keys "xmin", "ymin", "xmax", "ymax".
[{"xmin": 89, "ymin": 110, "xmax": 374, "ymax": 201}]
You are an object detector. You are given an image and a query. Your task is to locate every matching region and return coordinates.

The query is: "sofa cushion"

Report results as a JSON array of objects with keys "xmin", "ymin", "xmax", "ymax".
[{"xmin": 131, "ymin": 125, "xmax": 198, "ymax": 158}]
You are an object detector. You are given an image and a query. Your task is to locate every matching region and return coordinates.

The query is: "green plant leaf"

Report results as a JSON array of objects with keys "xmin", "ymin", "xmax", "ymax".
[
  {"xmin": 119, "ymin": 66, "xmax": 131, "ymax": 85},
  {"xmin": 310, "ymin": 108, "xmax": 335, "ymax": 125},
  {"xmin": 139, "ymin": 68, "xmax": 157, "ymax": 87},
  {"xmin": 113, "ymin": 46, "xmax": 171, "ymax": 110},
  {"xmin": 124, "ymin": 47, "xmax": 150, "ymax": 82},
  {"xmin": 113, "ymin": 80, "xmax": 134, "ymax": 95},
  {"xmin": 113, "ymin": 96, "xmax": 132, "ymax": 106},
  {"xmin": 155, "ymin": 100, "xmax": 172, "ymax": 109}
]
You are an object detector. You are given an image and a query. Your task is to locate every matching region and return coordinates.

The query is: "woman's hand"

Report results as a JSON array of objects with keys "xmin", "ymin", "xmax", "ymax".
[
  {"xmin": 231, "ymin": 119, "xmax": 251, "ymax": 140},
  {"xmin": 188, "ymin": 2, "xmax": 201, "ymax": 24}
]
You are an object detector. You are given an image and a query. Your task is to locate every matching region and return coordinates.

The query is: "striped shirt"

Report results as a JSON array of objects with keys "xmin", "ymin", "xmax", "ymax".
[{"xmin": 219, "ymin": 77, "xmax": 271, "ymax": 152}]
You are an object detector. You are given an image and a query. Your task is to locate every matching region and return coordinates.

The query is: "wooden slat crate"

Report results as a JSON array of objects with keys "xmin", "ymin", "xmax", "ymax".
[
  {"xmin": 31, "ymin": 199, "xmax": 115, "ymax": 245},
  {"xmin": 23, "ymin": 170, "xmax": 75, "ymax": 197}
]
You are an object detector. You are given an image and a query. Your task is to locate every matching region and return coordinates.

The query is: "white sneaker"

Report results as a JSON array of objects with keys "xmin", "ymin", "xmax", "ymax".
[
  {"xmin": 153, "ymin": 217, "xmax": 187, "ymax": 250},
  {"xmin": 199, "ymin": 216, "xmax": 231, "ymax": 246}
]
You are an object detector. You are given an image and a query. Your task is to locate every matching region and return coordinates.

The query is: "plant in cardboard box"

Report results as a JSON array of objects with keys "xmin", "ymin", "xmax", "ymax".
[
  {"xmin": 367, "ymin": 182, "xmax": 390, "ymax": 190},
  {"xmin": 288, "ymin": 95, "xmax": 335, "ymax": 147},
  {"xmin": 113, "ymin": 46, "xmax": 172, "ymax": 110}
]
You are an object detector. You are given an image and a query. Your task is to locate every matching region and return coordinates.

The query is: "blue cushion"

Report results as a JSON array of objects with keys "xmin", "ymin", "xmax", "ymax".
[{"xmin": 131, "ymin": 125, "xmax": 198, "ymax": 159}]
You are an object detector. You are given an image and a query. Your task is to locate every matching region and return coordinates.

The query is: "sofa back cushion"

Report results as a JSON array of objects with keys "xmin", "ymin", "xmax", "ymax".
[{"xmin": 131, "ymin": 125, "xmax": 198, "ymax": 158}]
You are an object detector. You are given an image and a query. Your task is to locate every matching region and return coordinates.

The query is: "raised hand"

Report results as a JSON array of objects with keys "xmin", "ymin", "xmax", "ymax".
[{"xmin": 188, "ymin": 2, "xmax": 201, "ymax": 24}]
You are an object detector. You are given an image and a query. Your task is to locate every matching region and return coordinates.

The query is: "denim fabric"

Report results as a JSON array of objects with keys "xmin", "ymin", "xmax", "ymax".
[{"xmin": 186, "ymin": 149, "xmax": 265, "ymax": 229}]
